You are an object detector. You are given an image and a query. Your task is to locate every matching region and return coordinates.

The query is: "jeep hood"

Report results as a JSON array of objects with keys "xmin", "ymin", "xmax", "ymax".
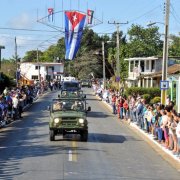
[{"xmin": 51, "ymin": 111, "xmax": 86, "ymax": 119}]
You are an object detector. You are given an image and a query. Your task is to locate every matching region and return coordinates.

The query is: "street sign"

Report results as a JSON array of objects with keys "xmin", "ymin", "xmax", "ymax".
[{"xmin": 160, "ymin": 80, "xmax": 169, "ymax": 90}]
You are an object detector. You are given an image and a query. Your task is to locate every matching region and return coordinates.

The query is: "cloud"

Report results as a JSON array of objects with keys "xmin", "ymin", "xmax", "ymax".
[{"xmin": 8, "ymin": 13, "xmax": 35, "ymax": 29}]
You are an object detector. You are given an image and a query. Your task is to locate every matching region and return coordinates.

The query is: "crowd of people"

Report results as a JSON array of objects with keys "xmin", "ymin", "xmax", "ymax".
[
  {"xmin": 93, "ymin": 84, "xmax": 180, "ymax": 159},
  {"xmin": 0, "ymin": 84, "xmax": 45, "ymax": 126}
]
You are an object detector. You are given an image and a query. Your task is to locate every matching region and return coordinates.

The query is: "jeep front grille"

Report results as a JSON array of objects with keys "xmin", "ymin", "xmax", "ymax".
[{"xmin": 62, "ymin": 117, "xmax": 77, "ymax": 126}]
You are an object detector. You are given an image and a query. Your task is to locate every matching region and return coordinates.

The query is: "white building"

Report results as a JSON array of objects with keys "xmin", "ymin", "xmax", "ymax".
[
  {"xmin": 20, "ymin": 62, "xmax": 64, "ymax": 83},
  {"xmin": 124, "ymin": 56, "xmax": 176, "ymax": 88}
]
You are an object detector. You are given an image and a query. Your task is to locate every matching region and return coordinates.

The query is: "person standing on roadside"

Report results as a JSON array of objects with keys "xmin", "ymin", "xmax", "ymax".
[
  {"xmin": 175, "ymin": 113, "xmax": 180, "ymax": 158},
  {"xmin": 12, "ymin": 94, "xmax": 19, "ymax": 119},
  {"xmin": 117, "ymin": 96, "xmax": 124, "ymax": 120},
  {"xmin": 111, "ymin": 94, "xmax": 116, "ymax": 115},
  {"xmin": 123, "ymin": 99, "xmax": 129, "ymax": 121},
  {"xmin": 50, "ymin": 81, "xmax": 54, "ymax": 91},
  {"xmin": 170, "ymin": 111, "xmax": 178, "ymax": 154}
]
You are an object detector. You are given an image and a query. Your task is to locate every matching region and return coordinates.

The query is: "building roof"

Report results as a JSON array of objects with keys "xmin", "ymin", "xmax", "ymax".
[
  {"xmin": 124, "ymin": 56, "xmax": 158, "ymax": 61},
  {"xmin": 140, "ymin": 64, "xmax": 180, "ymax": 78},
  {"xmin": 20, "ymin": 62, "xmax": 64, "ymax": 65}
]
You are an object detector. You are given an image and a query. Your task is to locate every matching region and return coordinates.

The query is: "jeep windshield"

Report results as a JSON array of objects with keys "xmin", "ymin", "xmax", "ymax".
[
  {"xmin": 62, "ymin": 81, "xmax": 80, "ymax": 91},
  {"xmin": 60, "ymin": 90, "xmax": 85, "ymax": 99},
  {"xmin": 52, "ymin": 99, "xmax": 85, "ymax": 112}
]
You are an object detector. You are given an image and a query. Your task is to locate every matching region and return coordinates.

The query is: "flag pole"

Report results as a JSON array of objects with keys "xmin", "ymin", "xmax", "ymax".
[{"xmin": 53, "ymin": 0, "xmax": 55, "ymax": 23}]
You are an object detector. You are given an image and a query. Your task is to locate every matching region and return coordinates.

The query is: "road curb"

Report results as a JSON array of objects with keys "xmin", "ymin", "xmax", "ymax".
[
  {"xmin": 95, "ymin": 95, "xmax": 180, "ymax": 170},
  {"xmin": 128, "ymin": 122, "xmax": 180, "ymax": 171}
]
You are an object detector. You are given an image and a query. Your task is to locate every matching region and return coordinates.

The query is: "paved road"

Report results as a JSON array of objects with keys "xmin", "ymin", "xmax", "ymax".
[{"xmin": 0, "ymin": 88, "xmax": 179, "ymax": 180}]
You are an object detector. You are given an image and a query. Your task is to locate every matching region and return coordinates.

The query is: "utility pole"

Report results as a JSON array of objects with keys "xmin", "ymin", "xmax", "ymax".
[
  {"xmin": 102, "ymin": 41, "xmax": 106, "ymax": 89},
  {"xmin": 15, "ymin": 37, "xmax": 19, "ymax": 87},
  {"xmin": 108, "ymin": 21, "xmax": 128, "ymax": 83},
  {"xmin": 161, "ymin": 0, "xmax": 170, "ymax": 105},
  {"xmin": 37, "ymin": 48, "xmax": 41, "ymax": 83},
  {"xmin": 0, "ymin": 45, "xmax": 5, "ymax": 81},
  {"xmin": 0, "ymin": 45, "xmax": 5, "ymax": 70}
]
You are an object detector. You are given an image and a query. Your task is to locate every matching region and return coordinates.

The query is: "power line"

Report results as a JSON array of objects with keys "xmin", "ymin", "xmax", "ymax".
[
  {"xmin": 170, "ymin": 3, "xmax": 180, "ymax": 25},
  {"xmin": 128, "ymin": 5, "xmax": 162, "ymax": 24},
  {"xmin": 0, "ymin": 27, "xmax": 59, "ymax": 33}
]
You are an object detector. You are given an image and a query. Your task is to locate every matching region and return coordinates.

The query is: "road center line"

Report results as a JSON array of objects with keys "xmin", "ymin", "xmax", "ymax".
[
  {"xmin": 68, "ymin": 150, "xmax": 73, "ymax": 161},
  {"xmin": 68, "ymin": 141, "xmax": 78, "ymax": 162}
]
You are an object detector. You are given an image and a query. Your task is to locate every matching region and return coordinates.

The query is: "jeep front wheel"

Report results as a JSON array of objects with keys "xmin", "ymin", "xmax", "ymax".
[
  {"xmin": 81, "ymin": 130, "xmax": 88, "ymax": 142},
  {"xmin": 49, "ymin": 130, "xmax": 55, "ymax": 141}
]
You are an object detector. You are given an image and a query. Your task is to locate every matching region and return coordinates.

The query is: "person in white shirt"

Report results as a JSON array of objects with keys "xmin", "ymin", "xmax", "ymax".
[
  {"xmin": 161, "ymin": 110, "xmax": 169, "ymax": 148},
  {"xmin": 12, "ymin": 94, "xmax": 19, "ymax": 119}
]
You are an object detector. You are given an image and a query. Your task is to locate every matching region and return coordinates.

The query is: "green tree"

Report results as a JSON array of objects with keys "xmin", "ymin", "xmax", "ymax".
[
  {"xmin": 169, "ymin": 35, "xmax": 180, "ymax": 57},
  {"xmin": 74, "ymin": 51, "xmax": 102, "ymax": 79},
  {"xmin": 127, "ymin": 24, "xmax": 163, "ymax": 57},
  {"xmin": 23, "ymin": 50, "xmax": 43, "ymax": 62}
]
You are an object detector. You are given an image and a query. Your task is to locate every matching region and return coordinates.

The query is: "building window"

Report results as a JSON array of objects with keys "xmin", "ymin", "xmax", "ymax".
[
  {"xmin": 140, "ymin": 61, "xmax": 144, "ymax": 72},
  {"xmin": 151, "ymin": 60, "xmax": 155, "ymax": 71},
  {"xmin": 135, "ymin": 60, "xmax": 139, "ymax": 68},
  {"xmin": 32, "ymin": 75, "xmax": 38, "ymax": 80},
  {"xmin": 35, "ymin": 66, "xmax": 40, "ymax": 70},
  {"xmin": 46, "ymin": 75, "xmax": 51, "ymax": 81},
  {"xmin": 130, "ymin": 61, "xmax": 134, "ymax": 72},
  {"xmin": 146, "ymin": 61, "xmax": 149, "ymax": 70}
]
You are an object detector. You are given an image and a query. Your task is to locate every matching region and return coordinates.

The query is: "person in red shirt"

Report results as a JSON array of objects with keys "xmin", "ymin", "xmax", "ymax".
[
  {"xmin": 111, "ymin": 94, "xmax": 117, "ymax": 114},
  {"xmin": 117, "ymin": 97, "xmax": 124, "ymax": 119},
  {"xmin": 123, "ymin": 100, "xmax": 129, "ymax": 120}
]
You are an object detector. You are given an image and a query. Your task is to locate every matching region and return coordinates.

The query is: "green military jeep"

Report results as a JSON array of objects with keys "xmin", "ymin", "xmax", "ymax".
[
  {"xmin": 81, "ymin": 79, "xmax": 92, "ymax": 88},
  {"xmin": 58, "ymin": 90, "xmax": 86, "ymax": 99},
  {"xmin": 48, "ymin": 97, "xmax": 91, "ymax": 141}
]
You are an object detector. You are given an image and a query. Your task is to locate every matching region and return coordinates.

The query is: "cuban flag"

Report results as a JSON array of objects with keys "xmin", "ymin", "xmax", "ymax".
[
  {"xmin": 65, "ymin": 11, "xmax": 86, "ymax": 60},
  {"xmin": 87, "ymin": 9, "xmax": 94, "ymax": 24}
]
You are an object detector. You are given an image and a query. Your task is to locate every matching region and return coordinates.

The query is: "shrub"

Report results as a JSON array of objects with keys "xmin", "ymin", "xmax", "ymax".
[
  {"xmin": 125, "ymin": 87, "xmax": 161, "ymax": 99},
  {"xmin": 142, "ymin": 94, "xmax": 151, "ymax": 104},
  {"xmin": 150, "ymin": 97, "xmax": 161, "ymax": 104}
]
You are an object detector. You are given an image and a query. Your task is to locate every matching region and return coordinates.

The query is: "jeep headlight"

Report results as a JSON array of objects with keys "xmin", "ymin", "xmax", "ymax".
[
  {"xmin": 79, "ymin": 118, "xmax": 84, "ymax": 124},
  {"xmin": 54, "ymin": 118, "xmax": 60, "ymax": 124}
]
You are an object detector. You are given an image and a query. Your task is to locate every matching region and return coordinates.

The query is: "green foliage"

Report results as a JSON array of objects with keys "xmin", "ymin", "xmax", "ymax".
[
  {"xmin": 23, "ymin": 50, "xmax": 43, "ymax": 62},
  {"xmin": 74, "ymin": 51, "xmax": 102, "ymax": 79},
  {"xmin": 150, "ymin": 97, "xmax": 161, "ymax": 104},
  {"xmin": 146, "ymin": 88, "xmax": 161, "ymax": 97},
  {"xmin": 169, "ymin": 35, "xmax": 180, "ymax": 56},
  {"xmin": 127, "ymin": 24, "xmax": 163, "ymax": 57},
  {"xmin": 0, "ymin": 73, "xmax": 16, "ymax": 93},
  {"xmin": 142, "ymin": 94, "xmax": 151, "ymax": 104},
  {"xmin": 125, "ymin": 87, "xmax": 161, "ymax": 99}
]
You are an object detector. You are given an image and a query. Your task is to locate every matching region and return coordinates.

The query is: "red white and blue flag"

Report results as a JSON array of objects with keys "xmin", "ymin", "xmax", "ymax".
[
  {"xmin": 87, "ymin": 9, "xmax": 94, "ymax": 24},
  {"xmin": 48, "ymin": 8, "xmax": 54, "ymax": 22},
  {"xmin": 65, "ymin": 11, "xmax": 86, "ymax": 60}
]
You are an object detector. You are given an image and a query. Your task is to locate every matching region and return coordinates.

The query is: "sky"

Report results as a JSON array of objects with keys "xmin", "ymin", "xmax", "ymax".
[{"xmin": 0, "ymin": 0, "xmax": 180, "ymax": 59}]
